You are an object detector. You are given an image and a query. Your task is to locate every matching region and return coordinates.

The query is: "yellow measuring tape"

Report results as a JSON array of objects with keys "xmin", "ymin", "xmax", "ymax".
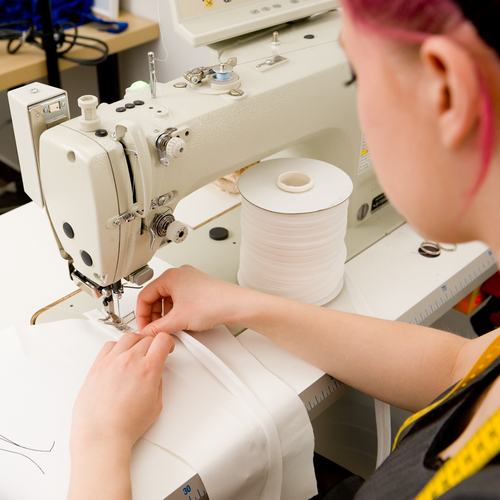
[
  {"xmin": 392, "ymin": 334, "xmax": 500, "ymax": 500},
  {"xmin": 415, "ymin": 407, "xmax": 500, "ymax": 500},
  {"xmin": 393, "ymin": 335, "xmax": 500, "ymax": 450}
]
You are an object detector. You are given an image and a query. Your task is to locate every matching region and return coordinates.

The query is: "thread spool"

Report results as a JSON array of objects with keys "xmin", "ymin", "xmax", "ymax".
[{"xmin": 237, "ymin": 158, "xmax": 353, "ymax": 306}]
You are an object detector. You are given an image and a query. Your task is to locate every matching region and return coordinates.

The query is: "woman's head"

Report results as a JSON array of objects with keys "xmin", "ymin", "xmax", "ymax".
[
  {"xmin": 340, "ymin": 1, "xmax": 500, "ymax": 67},
  {"xmin": 342, "ymin": 0, "xmax": 464, "ymax": 41},
  {"xmin": 339, "ymin": 0, "xmax": 499, "ymax": 244}
]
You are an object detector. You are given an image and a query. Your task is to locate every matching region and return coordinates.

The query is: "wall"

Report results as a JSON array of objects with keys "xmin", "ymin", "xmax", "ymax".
[{"xmin": 119, "ymin": 0, "xmax": 209, "ymax": 87}]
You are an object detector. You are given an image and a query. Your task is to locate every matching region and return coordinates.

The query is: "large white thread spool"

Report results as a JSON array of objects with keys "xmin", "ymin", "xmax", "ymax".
[{"xmin": 237, "ymin": 158, "xmax": 353, "ymax": 306}]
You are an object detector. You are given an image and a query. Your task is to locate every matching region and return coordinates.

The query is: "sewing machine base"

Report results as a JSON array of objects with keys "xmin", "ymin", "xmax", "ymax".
[
  {"xmin": 30, "ymin": 198, "xmax": 496, "ymax": 500},
  {"xmin": 32, "ymin": 200, "xmax": 405, "ymax": 327}
]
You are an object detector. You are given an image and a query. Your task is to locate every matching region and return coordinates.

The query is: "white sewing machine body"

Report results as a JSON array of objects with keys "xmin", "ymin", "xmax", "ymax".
[{"xmin": 9, "ymin": 10, "xmax": 401, "ymax": 312}]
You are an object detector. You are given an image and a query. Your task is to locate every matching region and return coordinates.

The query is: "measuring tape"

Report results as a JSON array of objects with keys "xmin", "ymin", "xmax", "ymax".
[
  {"xmin": 392, "ymin": 334, "xmax": 500, "ymax": 499},
  {"xmin": 393, "ymin": 334, "xmax": 500, "ymax": 449},
  {"xmin": 415, "ymin": 407, "xmax": 500, "ymax": 500}
]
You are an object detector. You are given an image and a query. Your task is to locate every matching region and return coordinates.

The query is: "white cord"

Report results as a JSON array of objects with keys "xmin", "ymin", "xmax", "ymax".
[
  {"xmin": 155, "ymin": 0, "xmax": 170, "ymax": 63},
  {"xmin": 374, "ymin": 399, "xmax": 392, "ymax": 468},
  {"xmin": 344, "ymin": 270, "xmax": 392, "ymax": 469}
]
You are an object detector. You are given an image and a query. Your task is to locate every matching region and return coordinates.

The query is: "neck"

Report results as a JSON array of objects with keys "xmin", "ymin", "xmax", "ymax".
[{"xmin": 461, "ymin": 147, "xmax": 500, "ymax": 258}]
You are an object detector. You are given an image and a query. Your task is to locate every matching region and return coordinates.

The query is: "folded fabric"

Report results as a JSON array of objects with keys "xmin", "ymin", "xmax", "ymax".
[{"xmin": 6, "ymin": 315, "xmax": 317, "ymax": 500}]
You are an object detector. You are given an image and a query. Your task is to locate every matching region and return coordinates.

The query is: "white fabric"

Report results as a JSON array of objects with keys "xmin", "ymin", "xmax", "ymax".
[
  {"xmin": 193, "ymin": 329, "xmax": 317, "ymax": 500},
  {"xmin": 0, "ymin": 356, "xmax": 87, "ymax": 500},
  {"xmin": 172, "ymin": 330, "xmax": 283, "ymax": 500},
  {"xmin": 4, "ymin": 316, "xmax": 316, "ymax": 500},
  {"xmin": 0, "ymin": 326, "xmax": 25, "ymax": 356},
  {"xmin": 93, "ymin": 316, "xmax": 318, "ymax": 500},
  {"xmin": 84, "ymin": 269, "xmax": 316, "ymax": 499}
]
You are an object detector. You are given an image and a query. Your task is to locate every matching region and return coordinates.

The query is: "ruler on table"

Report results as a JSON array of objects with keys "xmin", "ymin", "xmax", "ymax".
[{"xmin": 398, "ymin": 249, "xmax": 497, "ymax": 327}]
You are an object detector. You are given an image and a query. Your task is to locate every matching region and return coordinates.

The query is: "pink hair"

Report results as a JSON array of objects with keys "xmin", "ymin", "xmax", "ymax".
[{"xmin": 342, "ymin": 0, "xmax": 495, "ymax": 199}]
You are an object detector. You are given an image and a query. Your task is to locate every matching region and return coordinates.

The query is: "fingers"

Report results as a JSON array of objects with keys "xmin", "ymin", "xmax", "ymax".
[
  {"xmin": 140, "ymin": 314, "xmax": 181, "ymax": 337},
  {"xmin": 96, "ymin": 329, "xmax": 173, "ymax": 364},
  {"xmin": 136, "ymin": 305, "xmax": 154, "ymax": 332},
  {"xmin": 146, "ymin": 333, "xmax": 175, "ymax": 373},
  {"xmin": 136, "ymin": 266, "xmax": 204, "ymax": 336},
  {"xmin": 136, "ymin": 276, "xmax": 172, "ymax": 331},
  {"xmin": 95, "ymin": 340, "xmax": 116, "ymax": 362},
  {"xmin": 156, "ymin": 377, "xmax": 163, "ymax": 412},
  {"xmin": 136, "ymin": 299, "xmax": 163, "ymax": 332},
  {"xmin": 130, "ymin": 335, "xmax": 154, "ymax": 356},
  {"xmin": 112, "ymin": 332, "xmax": 171, "ymax": 359},
  {"xmin": 111, "ymin": 331, "xmax": 145, "ymax": 355},
  {"xmin": 148, "ymin": 300, "xmax": 167, "ymax": 323}
]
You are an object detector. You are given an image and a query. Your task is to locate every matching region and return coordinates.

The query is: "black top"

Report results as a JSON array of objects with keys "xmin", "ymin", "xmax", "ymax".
[{"xmin": 355, "ymin": 357, "xmax": 500, "ymax": 499}]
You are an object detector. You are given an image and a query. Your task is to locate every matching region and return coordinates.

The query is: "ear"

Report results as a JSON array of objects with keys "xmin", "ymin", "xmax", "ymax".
[{"xmin": 420, "ymin": 36, "xmax": 480, "ymax": 148}]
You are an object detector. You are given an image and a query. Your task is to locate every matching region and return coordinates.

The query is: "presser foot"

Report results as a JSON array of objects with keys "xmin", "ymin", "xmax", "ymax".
[{"xmin": 99, "ymin": 311, "xmax": 136, "ymax": 332}]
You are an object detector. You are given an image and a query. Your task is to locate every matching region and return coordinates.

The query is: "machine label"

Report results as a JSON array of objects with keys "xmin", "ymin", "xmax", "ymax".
[{"xmin": 358, "ymin": 134, "xmax": 373, "ymax": 175}]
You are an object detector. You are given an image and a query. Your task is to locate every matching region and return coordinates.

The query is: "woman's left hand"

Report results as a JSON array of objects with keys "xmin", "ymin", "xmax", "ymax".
[
  {"xmin": 71, "ymin": 331, "xmax": 174, "ymax": 449},
  {"xmin": 68, "ymin": 331, "xmax": 175, "ymax": 500}
]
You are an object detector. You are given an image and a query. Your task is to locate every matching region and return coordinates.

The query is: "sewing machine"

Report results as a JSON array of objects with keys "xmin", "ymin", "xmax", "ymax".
[
  {"xmin": 8, "ymin": 5, "xmax": 404, "ymax": 327},
  {"xmin": 4, "ymin": 3, "xmax": 498, "ymax": 498}
]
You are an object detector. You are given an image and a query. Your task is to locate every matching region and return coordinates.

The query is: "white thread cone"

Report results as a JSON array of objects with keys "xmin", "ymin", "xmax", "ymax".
[{"xmin": 237, "ymin": 158, "xmax": 353, "ymax": 306}]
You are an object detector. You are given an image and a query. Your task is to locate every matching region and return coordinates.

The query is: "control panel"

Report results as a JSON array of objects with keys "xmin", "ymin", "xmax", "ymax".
[{"xmin": 170, "ymin": 0, "xmax": 338, "ymax": 46}]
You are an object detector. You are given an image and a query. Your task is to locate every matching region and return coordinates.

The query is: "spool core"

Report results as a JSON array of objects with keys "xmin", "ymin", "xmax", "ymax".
[{"xmin": 276, "ymin": 171, "xmax": 314, "ymax": 193}]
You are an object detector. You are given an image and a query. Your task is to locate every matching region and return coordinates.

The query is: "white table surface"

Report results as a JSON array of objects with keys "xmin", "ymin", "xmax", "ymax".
[{"xmin": 0, "ymin": 187, "xmax": 496, "ymax": 500}]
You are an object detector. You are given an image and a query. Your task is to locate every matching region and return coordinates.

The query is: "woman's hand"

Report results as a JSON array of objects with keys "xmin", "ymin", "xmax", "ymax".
[
  {"xmin": 68, "ymin": 331, "xmax": 175, "ymax": 500},
  {"xmin": 136, "ymin": 265, "xmax": 247, "ymax": 337},
  {"xmin": 71, "ymin": 331, "xmax": 174, "ymax": 448}
]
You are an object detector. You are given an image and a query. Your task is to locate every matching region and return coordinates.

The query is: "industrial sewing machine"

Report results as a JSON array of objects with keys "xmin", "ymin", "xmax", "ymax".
[
  {"xmin": 5, "ymin": 3, "xmax": 498, "ymax": 497},
  {"xmin": 8, "ymin": 2, "xmax": 404, "ymax": 329}
]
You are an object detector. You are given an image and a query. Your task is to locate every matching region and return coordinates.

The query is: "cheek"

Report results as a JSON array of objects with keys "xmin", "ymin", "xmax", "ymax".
[
  {"xmin": 357, "ymin": 80, "xmax": 422, "ymax": 191},
  {"xmin": 354, "ymin": 59, "xmax": 431, "ymax": 218},
  {"xmin": 357, "ymin": 113, "xmax": 421, "ymax": 221},
  {"xmin": 366, "ymin": 137, "xmax": 441, "ymax": 239},
  {"xmin": 357, "ymin": 91, "xmax": 399, "ymax": 190},
  {"xmin": 357, "ymin": 81, "xmax": 395, "ymax": 152}
]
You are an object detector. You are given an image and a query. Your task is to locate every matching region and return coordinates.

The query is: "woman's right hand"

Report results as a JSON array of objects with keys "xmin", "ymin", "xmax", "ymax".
[{"xmin": 136, "ymin": 265, "xmax": 248, "ymax": 337}]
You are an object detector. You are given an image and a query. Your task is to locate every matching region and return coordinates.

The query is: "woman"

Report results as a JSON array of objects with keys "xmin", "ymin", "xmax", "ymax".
[{"xmin": 68, "ymin": 1, "xmax": 500, "ymax": 498}]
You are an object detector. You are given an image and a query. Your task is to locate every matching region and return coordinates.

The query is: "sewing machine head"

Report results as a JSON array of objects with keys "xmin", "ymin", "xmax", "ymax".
[{"xmin": 8, "ymin": 6, "xmax": 402, "ymax": 329}]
